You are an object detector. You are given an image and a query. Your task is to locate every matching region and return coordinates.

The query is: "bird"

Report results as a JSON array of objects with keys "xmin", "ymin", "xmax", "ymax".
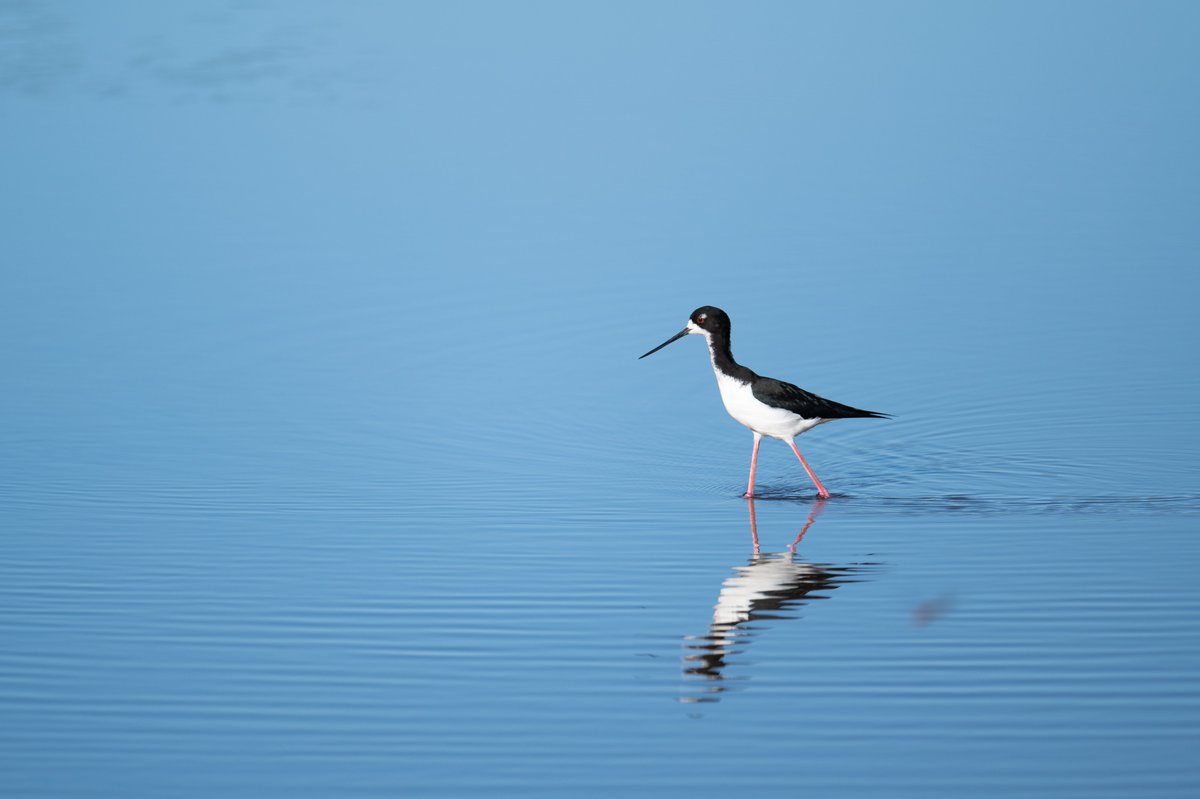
[{"xmin": 639, "ymin": 306, "xmax": 889, "ymax": 498}]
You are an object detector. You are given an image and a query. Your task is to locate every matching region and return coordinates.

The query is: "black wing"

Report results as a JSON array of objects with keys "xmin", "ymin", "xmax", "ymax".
[{"xmin": 752, "ymin": 377, "xmax": 890, "ymax": 420}]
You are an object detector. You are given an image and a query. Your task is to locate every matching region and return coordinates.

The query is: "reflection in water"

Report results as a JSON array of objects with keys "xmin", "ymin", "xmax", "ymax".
[{"xmin": 681, "ymin": 500, "xmax": 874, "ymax": 703}]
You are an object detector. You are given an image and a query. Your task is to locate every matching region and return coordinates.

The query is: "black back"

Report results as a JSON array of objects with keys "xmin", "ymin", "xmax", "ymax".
[{"xmin": 752, "ymin": 377, "xmax": 890, "ymax": 420}]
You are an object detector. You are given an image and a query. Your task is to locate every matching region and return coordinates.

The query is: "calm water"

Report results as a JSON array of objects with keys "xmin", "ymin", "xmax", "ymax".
[{"xmin": 4, "ymin": 3, "xmax": 1200, "ymax": 797}]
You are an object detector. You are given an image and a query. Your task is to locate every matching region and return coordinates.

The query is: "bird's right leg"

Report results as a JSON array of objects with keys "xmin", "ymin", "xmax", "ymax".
[
  {"xmin": 787, "ymin": 439, "xmax": 830, "ymax": 499},
  {"xmin": 743, "ymin": 432, "xmax": 763, "ymax": 498}
]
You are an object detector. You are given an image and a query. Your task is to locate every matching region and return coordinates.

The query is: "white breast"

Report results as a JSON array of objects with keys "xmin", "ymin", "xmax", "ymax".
[{"xmin": 712, "ymin": 367, "xmax": 827, "ymax": 440}]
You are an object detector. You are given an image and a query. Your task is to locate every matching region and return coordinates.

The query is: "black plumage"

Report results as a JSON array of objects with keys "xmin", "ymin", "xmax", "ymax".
[
  {"xmin": 751, "ymin": 376, "xmax": 890, "ymax": 421},
  {"xmin": 685, "ymin": 305, "xmax": 889, "ymax": 421}
]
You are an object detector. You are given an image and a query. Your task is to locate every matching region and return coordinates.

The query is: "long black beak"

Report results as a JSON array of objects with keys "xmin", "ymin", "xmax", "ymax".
[{"xmin": 638, "ymin": 328, "xmax": 689, "ymax": 359}]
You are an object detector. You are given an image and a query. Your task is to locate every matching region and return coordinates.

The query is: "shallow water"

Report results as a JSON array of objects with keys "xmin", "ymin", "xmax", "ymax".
[{"xmin": 4, "ymin": 3, "xmax": 1200, "ymax": 797}]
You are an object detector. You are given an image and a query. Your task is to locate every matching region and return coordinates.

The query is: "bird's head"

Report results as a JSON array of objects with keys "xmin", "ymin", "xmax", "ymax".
[
  {"xmin": 685, "ymin": 306, "xmax": 729, "ymax": 337},
  {"xmin": 639, "ymin": 306, "xmax": 729, "ymax": 359}
]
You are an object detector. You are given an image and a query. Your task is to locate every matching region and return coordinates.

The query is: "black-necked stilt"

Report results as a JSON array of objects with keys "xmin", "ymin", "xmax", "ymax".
[{"xmin": 639, "ymin": 306, "xmax": 889, "ymax": 498}]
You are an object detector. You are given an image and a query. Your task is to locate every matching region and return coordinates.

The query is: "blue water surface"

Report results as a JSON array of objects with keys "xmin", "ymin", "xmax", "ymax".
[{"xmin": 3, "ymin": 3, "xmax": 1200, "ymax": 797}]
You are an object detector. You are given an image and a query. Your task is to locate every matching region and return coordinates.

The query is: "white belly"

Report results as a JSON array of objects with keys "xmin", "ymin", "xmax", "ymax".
[{"xmin": 713, "ymin": 369, "xmax": 826, "ymax": 440}]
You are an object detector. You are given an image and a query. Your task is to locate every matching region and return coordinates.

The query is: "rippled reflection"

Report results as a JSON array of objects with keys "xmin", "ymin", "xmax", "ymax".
[{"xmin": 680, "ymin": 500, "xmax": 874, "ymax": 703}]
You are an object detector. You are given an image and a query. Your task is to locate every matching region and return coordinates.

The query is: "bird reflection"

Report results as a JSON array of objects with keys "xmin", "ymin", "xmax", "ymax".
[{"xmin": 681, "ymin": 499, "xmax": 872, "ymax": 703}]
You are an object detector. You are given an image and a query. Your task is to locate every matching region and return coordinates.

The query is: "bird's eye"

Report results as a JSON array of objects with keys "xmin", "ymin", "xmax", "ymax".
[{"xmin": 697, "ymin": 315, "xmax": 707, "ymax": 324}]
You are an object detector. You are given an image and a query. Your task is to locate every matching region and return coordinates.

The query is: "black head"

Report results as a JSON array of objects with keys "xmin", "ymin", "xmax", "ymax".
[
  {"xmin": 688, "ymin": 306, "xmax": 730, "ymax": 335},
  {"xmin": 638, "ymin": 305, "xmax": 731, "ymax": 359}
]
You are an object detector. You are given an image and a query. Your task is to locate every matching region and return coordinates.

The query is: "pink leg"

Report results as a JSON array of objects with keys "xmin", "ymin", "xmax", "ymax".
[
  {"xmin": 746, "ymin": 498, "xmax": 760, "ymax": 555},
  {"xmin": 743, "ymin": 433, "xmax": 762, "ymax": 498},
  {"xmin": 787, "ymin": 439, "xmax": 830, "ymax": 498}
]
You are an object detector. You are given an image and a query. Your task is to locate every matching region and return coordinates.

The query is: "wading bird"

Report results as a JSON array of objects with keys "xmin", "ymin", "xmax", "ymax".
[{"xmin": 639, "ymin": 306, "xmax": 889, "ymax": 498}]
